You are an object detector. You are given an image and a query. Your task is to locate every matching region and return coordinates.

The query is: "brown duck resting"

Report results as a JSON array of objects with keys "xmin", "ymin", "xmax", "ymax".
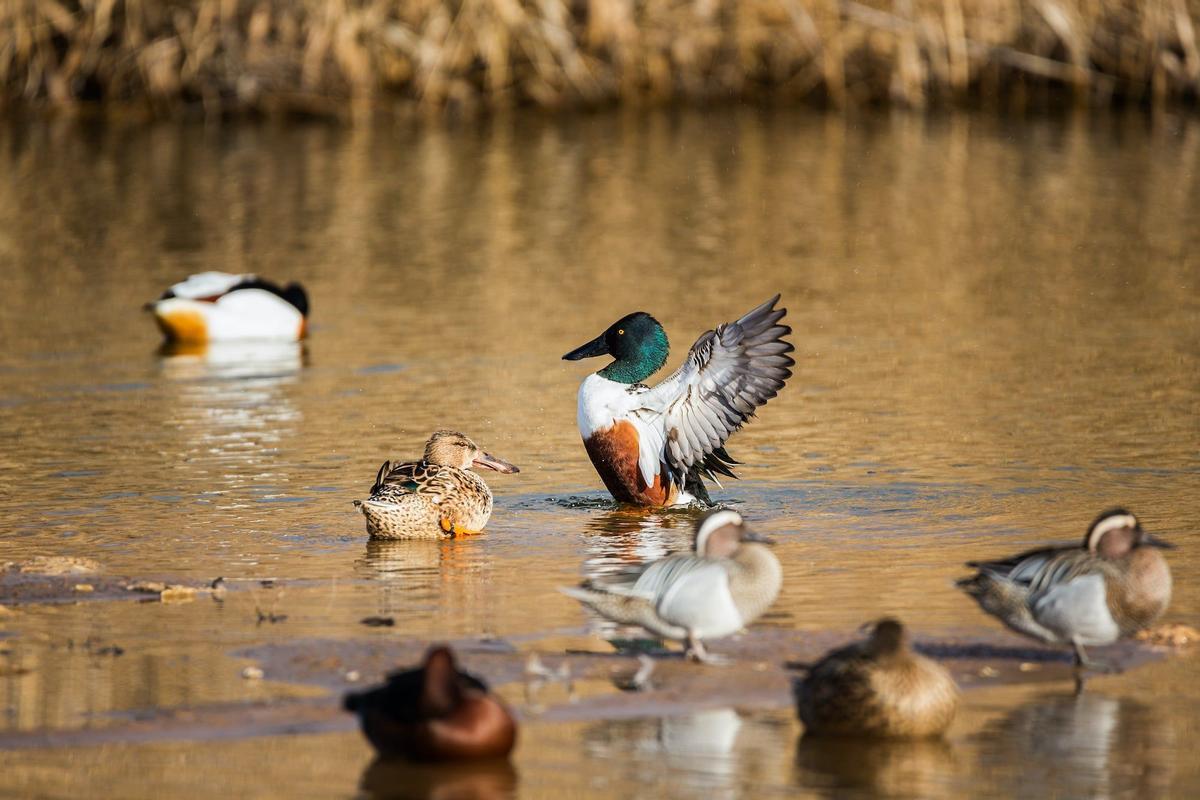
[
  {"xmin": 354, "ymin": 430, "xmax": 519, "ymax": 540},
  {"xmin": 343, "ymin": 646, "xmax": 517, "ymax": 761},
  {"xmin": 794, "ymin": 618, "xmax": 960, "ymax": 738}
]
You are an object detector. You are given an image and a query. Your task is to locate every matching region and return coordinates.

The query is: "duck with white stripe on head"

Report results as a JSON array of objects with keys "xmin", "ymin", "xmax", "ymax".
[
  {"xmin": 561, "ymin": 509, "xmax": 782, "ymax": 663},
  {"xmin": 957, "ymin": 508, "xmax": 1174, "ymax": 672}
]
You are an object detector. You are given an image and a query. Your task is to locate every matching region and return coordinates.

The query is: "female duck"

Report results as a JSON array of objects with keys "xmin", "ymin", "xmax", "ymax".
[
  {"xmin": 147, "ymin": 271, "xmax": 309, "ymax": 343},
  {"xmin": 355, "ymin": 430, "xmax": 519, "ymax": 540},
  {"xmin": 562, "ymin": 296, "xmax": 794, "ymax": 506},
  {"xmin": 343, "ymin": 645, "xmax": 517, "ymax": 761},
  {"xmin": 795, "ymin": 618, "xmax": 959, "ymax": 738},
  {"xmin": 957, "ymin": 508, "xmax": 1174, "ymax": 669},
  {"xmin": 561, "ymin": 510, "xmax": 782, "ymax": 662}
]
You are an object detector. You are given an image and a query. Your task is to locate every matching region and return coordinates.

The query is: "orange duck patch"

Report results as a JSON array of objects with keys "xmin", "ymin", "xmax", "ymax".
[{"xmin": 584, "ymin": 421, "xmax": 676, "ymax": 506}]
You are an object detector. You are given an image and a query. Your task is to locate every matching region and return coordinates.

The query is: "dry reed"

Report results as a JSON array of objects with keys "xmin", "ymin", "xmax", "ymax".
[{"xmin": 1, "ymin": 1, "xmax": 1199, "ymax": 118}]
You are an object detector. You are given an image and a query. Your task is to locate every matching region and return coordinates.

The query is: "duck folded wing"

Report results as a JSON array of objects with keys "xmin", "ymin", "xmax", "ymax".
[
  {"xmin": 371, "ymin": 461, "xmax": 459, "ymax": 503},
  {"xmin": 160, "ymin": 271, "xmax": 252, "ymax": 301},
  {"xmin": 968, "ymin": 546, "xmax": 1108, "ymax": 596},
  {"xmin": 630, "ymin": 295, "xmax": 794, "ymax": 487}
]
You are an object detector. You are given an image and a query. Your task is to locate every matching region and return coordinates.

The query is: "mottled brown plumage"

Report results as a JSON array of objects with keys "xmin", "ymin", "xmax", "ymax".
[
  {"xmin": 353, "ymin": 430, "xmax": 518, "ymax": 540},
  {"xmin": 795, "ymin": 618, "xmax": 959, "ymax": 738},
  {"xmin": 343, "ymin": 645, "xmax": 517, "ymax": 762}
]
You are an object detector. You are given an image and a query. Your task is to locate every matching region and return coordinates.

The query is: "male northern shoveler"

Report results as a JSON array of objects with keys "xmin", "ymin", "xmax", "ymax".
[
  {"xmin": 956, "ymin": 508, "xmax": 1174, "ymax": 671},
  {"xmin": 562, "ymin": 296, "xmax": 794, "ymax": 506},
  {"xmin": 146, "ymin": 271, "xmax": 309, "ymax": 343},
  {"xmin": 354, "ymin": 430, "xmax": 519, "ymax": 540},
  {"xmin": 794, "ymin": 618, "xmax": 960, "ymax": 738},
  {"xmin": 343, "ymin": 645, "xmax": 517, "ymax": 761},
  {"xmin": 560, "ymin": 509, "xmax": 782, "ymax": 662}
]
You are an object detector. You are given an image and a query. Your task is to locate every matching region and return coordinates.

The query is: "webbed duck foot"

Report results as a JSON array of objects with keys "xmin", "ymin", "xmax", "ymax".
[{"xmin": 439, "ymin": 519, "xmax": 483, "ymax": 537}]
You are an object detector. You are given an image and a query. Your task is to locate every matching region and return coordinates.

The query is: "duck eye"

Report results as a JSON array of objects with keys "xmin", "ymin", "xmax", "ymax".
[{"xmin": 618, "ymin": 329, "xmax": 625, "ymax": 335}]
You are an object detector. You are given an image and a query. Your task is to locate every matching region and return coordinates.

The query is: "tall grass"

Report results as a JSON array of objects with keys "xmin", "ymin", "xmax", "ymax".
[{"xmin": 2, "ymin": 1, "xmax": 1199, "ymax": 118}]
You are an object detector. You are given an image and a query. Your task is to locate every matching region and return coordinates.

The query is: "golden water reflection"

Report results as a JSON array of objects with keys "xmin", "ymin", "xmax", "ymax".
[{"xmin": 0, "ymin": 108, "xmax": 1196, "ymax": 796}]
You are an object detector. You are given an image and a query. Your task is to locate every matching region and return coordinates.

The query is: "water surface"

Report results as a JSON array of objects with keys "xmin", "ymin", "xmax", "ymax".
[{"xmin": 0, "ymin": 109, "xmax": 1197, "ymax": 797}]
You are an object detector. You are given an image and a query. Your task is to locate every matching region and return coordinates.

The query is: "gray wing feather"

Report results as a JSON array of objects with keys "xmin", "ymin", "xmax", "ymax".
[
  {"xmin": 636, "ymin": 295, "xmax": 795, "ymax": 486},
  {"xmin": 978, "ymin": 546, "xmax": 1110, "ymax": 600}
]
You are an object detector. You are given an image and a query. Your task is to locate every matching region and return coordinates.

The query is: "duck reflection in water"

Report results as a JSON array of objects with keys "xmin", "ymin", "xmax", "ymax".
[
  {"xmin": 357, "ymin": 757, "xmax": 518, "ymax": 800},
  {"xmin": 794, "ymin": 736, "xmax": 958, "ymax": 798},
  {"xmin": 158, "ymin": 340, "xmax": 304, "ymax": 486},
  {"xmin": 584, "ymin": 708, "xmax": 746, "ymax": 779},
  {"xmin": 973, "ymin": 690, "xmax": 1174, "ymax": 797},
  {"xmin": 356, "ymin": 538, "xmax": 487, "ymax": 622}
]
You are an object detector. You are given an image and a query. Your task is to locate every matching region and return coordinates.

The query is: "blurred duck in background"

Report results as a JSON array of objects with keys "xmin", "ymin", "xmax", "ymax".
[
  {"xmin": 343, "ymin": 645, "xmax": 517, "ymax": 762},
  {"xmin": 146, "ymin": 271, "xmax": 309, "ymax": 343},
  {"xmin": 957, "ymin": 508, "xmax": 1174, "ymax": 671},
  {"xmin": 561, "ymin": 509, "xmax": 782, "ymax": 662},
  {"xmin": 794, "ymin": 618, "xmax": 959, "ymax": 738}
]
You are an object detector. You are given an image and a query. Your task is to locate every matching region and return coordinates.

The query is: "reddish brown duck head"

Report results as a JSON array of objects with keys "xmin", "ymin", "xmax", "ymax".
[{"xmin": 343, "ymin": 645, "xmax": 517, "ymax": 762}]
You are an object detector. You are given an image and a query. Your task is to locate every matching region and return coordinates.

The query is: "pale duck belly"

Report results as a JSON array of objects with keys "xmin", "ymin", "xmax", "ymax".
[
  {"xmin": 1032, "ymin": 573, "xmax": 1121, "ymax": 646},
  {"xmin": 655, "ymin": 567, "xmax": 743, "ymax": 639}
]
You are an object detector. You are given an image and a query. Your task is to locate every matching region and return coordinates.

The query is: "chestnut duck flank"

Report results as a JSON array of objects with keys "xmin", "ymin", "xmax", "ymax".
[{"xmin": 354, "ymin": 430, "xmax": 519, "ymax": 540}]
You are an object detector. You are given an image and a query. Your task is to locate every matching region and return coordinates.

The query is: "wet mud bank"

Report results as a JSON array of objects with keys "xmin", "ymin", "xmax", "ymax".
[{"xmin": 0, "ymin": 617, "xmax": 1181, "ymax": 750}]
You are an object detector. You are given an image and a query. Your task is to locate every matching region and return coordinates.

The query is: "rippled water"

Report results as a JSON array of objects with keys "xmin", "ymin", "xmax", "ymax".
[{"xmin": 0, "ymin": 110, "xmax": 1197, "ymax": 798}]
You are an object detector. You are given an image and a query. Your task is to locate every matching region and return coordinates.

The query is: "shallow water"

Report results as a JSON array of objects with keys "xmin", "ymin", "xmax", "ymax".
[{"xmin": 0, "ymin": 109, "xmax": 1197, "ymax": 798}]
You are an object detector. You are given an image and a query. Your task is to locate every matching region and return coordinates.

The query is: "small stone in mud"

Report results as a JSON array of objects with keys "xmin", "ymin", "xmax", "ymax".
[
  {"xmin": 160, "ymin": 586, "xmax": 196, "ymax": 603},
  {"xmin": 1136, "ymin": 624, "xmax": 1200, "ymax": 648},
  {"xmin": 17, "ymin": 556, "xmax": 101, "ymax": 575},
  {"xmin": 126, "ymin": 581, "xmax": 167, "ymax": 594},
  {"xmin": 344, "ymin": 670, "xmax": 361, "ymax": 682},
  {"xmin": 242, "ymin": 666, "xmax": 264, "ymax": 680},
  {"xmin": 73, "ymin": 584, "xmax": 94, "ymax": 593},
  {"xmin": 1018, "ymin": 662, "xmax": 1040, "ymax": 672},
  {"xmin": 360, "ymin": 616, "xmax": 395, "ymax": 627},
  {"xmin": 978, "ymin": 666, "xmax": 999, "ymax": 678}
]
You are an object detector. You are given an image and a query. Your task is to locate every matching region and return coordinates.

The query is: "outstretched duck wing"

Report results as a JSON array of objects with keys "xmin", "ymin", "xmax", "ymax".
[
  {"xmin": 632, "ymin": 295, "xmax": 794, "ymax": 487},
  {"xmin": 370, "ymin": 460, "xmax": 461, "ymax": 504}
]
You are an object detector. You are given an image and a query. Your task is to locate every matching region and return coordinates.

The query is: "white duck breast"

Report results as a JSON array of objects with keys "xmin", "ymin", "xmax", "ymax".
[
  {"xmin": 632, "ymin": 557, "xmax": 744, "ymax": 639},
  {"xmin": 1032, "ymin": 573, "xmax": 1121, "ymax": 645},
  {"xmin": 577, "ymin": 374, "xmax": 686, "ymax": 496}
]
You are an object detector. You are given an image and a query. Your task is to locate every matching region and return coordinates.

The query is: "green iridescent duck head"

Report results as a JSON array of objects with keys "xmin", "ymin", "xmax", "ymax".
[{"xmin": 562, "ymin": 311, "xmax": 670, "ymax": 384}]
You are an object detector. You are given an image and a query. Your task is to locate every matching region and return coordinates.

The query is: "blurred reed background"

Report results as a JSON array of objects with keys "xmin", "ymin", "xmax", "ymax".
[{"xmin": 1, "ymin": 0, "xmax": 1199, "ymax": 119}]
